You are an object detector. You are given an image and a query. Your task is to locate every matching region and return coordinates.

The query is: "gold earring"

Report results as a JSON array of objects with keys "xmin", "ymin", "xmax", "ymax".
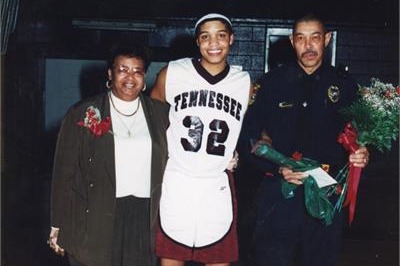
[{"xmin": 106, "ymin": 80, "xmax": 112, "ymax": 89}]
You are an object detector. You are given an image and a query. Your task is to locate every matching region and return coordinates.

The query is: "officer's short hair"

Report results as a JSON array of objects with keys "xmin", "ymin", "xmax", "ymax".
[{"xmin": 292, "ymin": 13, "xmax": 327, "ymax": 34}]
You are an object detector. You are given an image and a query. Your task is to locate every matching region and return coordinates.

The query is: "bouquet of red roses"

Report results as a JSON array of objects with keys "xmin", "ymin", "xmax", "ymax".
[
  {"xmin": 332, "ymin": 78, "xmax": 400, "ymax": 224},
  {"xmin": 252, "ymin": 78, "xmax": 399, "ymax": 226}
]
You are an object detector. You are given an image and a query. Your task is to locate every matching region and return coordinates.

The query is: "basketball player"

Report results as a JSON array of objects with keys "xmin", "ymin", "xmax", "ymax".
[{"xmin": 151, "ymin": 13, "xmax": 251, "ymax": 266}]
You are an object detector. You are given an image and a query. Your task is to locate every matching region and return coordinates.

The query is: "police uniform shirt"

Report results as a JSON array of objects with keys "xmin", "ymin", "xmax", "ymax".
[{"xmin": 241, "ymin": 62, "xmax": 358, "ymax": 175}]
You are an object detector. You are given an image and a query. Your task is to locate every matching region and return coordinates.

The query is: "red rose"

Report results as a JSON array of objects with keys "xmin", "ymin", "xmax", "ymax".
[
  {"xmin": 92, "ymin": 117, "xmax": 111, "ymax": 137},
  {"xmin": 291, "ymin": 151, "xmax": 303, "ymax": 161},
  {"xmin": 385, "ymin": 90, "xmax": 392, "ymax": 98},
  {"xmin": 335, "ymin": 184, "xmax": 343, "ymax": 195}
]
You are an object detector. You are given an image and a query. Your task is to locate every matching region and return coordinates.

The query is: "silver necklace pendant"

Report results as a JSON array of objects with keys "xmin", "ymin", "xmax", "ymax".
[
  {"xmin": 112, "ymin": 111, "xmax": 138, "ymax": 139},
  {"xmin": 122, "ymin": 124, "xmax": 135, "ymax": 138},
  {"xmin": 114, "ymin": 128, "xmax": 134, "ymax": 139}
]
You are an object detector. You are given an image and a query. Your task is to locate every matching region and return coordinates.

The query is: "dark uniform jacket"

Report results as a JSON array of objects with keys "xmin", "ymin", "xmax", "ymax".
[
  {"xmin": 50, "ymin": 92, "xmax": 169, "ymax": 266},
  {"xmin": 239, "ymin": 62, "xmax": 358, "ymax": 178}
]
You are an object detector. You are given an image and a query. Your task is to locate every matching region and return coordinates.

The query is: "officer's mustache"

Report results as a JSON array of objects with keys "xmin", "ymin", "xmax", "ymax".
[{"xmin": 301, "ymin": 50, "xmax": 318, "ymax": 58}]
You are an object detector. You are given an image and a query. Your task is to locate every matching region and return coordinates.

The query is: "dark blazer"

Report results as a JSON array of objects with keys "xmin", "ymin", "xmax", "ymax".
[{"xmin": 50, "ymin": 92, "xmax": 169, "ymax": 266}]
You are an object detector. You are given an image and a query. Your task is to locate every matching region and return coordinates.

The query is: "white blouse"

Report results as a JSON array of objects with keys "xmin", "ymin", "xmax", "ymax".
[{"xmin": 109, "ymin": 92, "xmax": 152, "ymax": 198}]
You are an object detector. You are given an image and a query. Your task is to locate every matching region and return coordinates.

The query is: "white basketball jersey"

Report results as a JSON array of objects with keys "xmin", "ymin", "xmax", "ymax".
[
  {"xmin": 165, "ymin": 58, "xmax": 250, "ymax": 178},
  {"xmin": 160, "ymin": 58, "xmax": 250, "ymax": 247}
]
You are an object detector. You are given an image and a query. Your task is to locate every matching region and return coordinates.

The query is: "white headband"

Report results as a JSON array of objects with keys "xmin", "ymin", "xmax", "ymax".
[{"xmin": 195, "ymin": 13, "xmax": 232, "ymax": 30}]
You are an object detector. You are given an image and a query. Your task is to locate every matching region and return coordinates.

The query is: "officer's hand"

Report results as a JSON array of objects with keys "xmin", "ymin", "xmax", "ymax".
[
  {"xmin": 280, "ymin": 167, "xmax": 308, "ymax": 185},
  {"xmin": 47, "ymin": 227, "xmax": 65, "ymax": 256},
  {"xmin": 349, "ymin": 147, "xmax": 369, "ymax": 168},
  {"xmin": 250, "ymin": 134, "xmax": 273, "ymax": 154}
]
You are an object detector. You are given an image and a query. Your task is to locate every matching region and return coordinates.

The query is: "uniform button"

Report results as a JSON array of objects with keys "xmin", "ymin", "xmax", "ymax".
[
  {"xmin": 89, "ymin": 183, "xmax": 94, "ymax": 188},
  {"xmin": 88, "ymin": 158, "xmax": 92, "ymax": 162},
  {"xmin": 85, "ymin": 209, "xmax": 90, "ymax": 213}
]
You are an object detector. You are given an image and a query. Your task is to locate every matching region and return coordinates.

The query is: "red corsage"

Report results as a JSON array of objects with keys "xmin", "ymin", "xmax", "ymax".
[{"xmin": 77, "ymin": 106, "xmax": 111, "ymax": 137}]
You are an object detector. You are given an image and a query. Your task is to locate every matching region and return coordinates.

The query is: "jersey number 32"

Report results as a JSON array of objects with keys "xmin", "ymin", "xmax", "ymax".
[{"xmin": 180, "ymin": 115, "xmax": 229, "ymax": 156}]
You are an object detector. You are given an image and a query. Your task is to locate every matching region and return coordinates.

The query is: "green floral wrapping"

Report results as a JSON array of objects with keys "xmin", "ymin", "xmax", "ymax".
[{"xmin": 254, "ymin": 142, "xmax": 335, "ymax": 225}]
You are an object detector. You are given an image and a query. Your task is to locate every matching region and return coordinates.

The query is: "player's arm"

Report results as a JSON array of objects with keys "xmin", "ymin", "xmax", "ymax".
[
  {"xmin": 150, "ymin": 66, "xmax": 167, "ymax": 102},
  {"xmin": 249, "ymin": 83, "xmax": 254, "ymax": 98}
]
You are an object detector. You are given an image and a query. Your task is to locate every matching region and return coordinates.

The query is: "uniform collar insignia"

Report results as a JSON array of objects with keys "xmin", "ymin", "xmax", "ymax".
[
  {"xmin": 327, "ymin": 85, "xmax": 340, "ymax": 103},
  {"xmin": 278, "ymin": 101, "xmax": 294, "ymax": 108}
]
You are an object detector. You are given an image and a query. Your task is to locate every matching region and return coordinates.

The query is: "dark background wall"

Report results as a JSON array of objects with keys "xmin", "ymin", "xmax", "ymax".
[{"xmin": 1, "ymin": 0, "xmax": 399, "ymax": 265}]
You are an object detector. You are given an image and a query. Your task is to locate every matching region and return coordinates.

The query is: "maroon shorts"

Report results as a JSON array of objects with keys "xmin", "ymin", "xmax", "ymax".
[{"xmin": 155, "ymin": 171, "xmax": 239, "ymax": 264}]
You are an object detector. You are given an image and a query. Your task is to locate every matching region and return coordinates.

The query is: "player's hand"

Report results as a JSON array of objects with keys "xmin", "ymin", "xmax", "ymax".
[
  {"xmin": 47, "ymin": 227, "xmax": 65, "ymax": 256},
  {"xmin": 227, "ymin": 151, "xmax": 239, "ymax": 172}
]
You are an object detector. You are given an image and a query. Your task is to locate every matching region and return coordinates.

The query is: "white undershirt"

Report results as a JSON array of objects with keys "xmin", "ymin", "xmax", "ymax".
[{"xmin": 109, "ymin": 92, "xmax": 152, "ymax": 198}]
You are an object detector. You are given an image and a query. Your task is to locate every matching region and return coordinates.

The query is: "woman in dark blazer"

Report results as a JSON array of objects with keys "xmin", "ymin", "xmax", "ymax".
[{"xmin": 47, "ymin": 42, "xmax": 169, "ymax": 266}]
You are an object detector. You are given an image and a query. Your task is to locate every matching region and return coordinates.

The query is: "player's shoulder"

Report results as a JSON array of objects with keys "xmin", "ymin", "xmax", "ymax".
[
  {"xmin": 229, "ymin": 64, "xmax": 251, "ymax": 80},
  {"xmin": 169, "ymin": 57, "xmax": 192, "ymax": 66}
]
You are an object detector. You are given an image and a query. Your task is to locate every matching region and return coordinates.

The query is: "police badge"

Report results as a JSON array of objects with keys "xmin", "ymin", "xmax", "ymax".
[{"xmin": 327, "ymin": 85, "xmax": 340, "ymax": 103}]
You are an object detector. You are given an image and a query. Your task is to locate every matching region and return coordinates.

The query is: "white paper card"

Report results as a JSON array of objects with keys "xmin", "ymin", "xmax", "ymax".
[{"xmin": 305, "ymin": 167, "xmax": 337, "ymax": 188}]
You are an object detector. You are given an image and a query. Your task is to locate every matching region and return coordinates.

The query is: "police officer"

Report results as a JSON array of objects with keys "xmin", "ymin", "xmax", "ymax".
[{"xmin": 237, "ymin": 13, "xmax": 369, "ymax": 266}]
